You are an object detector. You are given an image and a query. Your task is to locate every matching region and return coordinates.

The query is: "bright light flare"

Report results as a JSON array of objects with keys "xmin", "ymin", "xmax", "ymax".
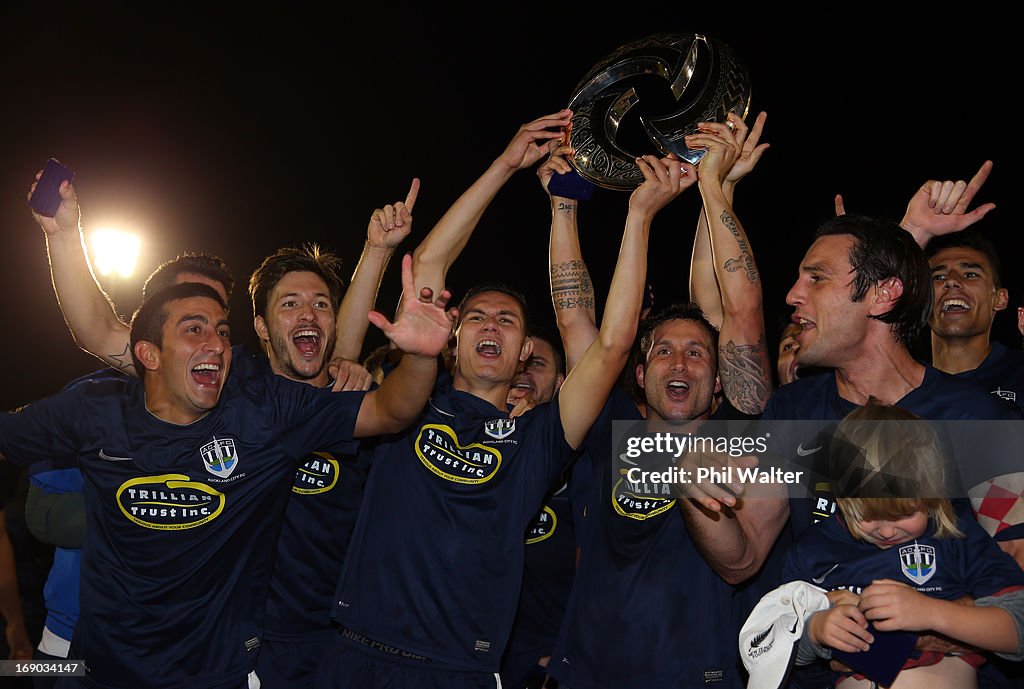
[{"xmin": 89, "ymin": 229, "xmax": 141, "ymax": 278}]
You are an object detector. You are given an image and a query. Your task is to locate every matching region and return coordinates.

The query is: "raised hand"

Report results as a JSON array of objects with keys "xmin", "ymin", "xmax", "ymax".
[
  {"xmin": 629, "ymin": 155, "xmax": 697, "ymax": 217},
  {"xmin": 27, "ymin": 167, "xmax": 79, "ymax": 236},
  {"xmin": 368, "ymin": 178, "xmax": 419, "ymax": 250},
  {"xmin": 685, "ymin": 121, "xmax": 741, "ymax": 187},
  {"xmin": 537, "ymin": 143, "xmax": 574, "ymax": 196},
  {"xmin": 497, "ymin": 109, "xmax": 573, "ymax": 172},
  {"xmin": 724, "ymin": 111, "xmax": 770, "ymax": 185},
  {"xmin": 900, "ymin": 161, "xmax": 996, "ymax": 243},
  {"xmin": 369, "ymin": 254, "xmax": 456, "ymax": 358}
]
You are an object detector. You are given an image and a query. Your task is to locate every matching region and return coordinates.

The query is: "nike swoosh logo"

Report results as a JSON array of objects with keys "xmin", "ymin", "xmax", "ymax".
[
  {"xmin": 98, "ymin": 449, "xmax": 133, "ymax": 462},
  {"xmin": 811, "ymin": 563, "xmax": 839, "ymax": 584},
  {"xmin": 796, "ymin": 444, "xmax": 822, "ymax": 456}
]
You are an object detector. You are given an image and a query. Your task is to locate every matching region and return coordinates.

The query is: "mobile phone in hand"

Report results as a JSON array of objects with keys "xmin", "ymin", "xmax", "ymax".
[{"xmin": 29, "ymin": 158, "xmax": 75, "ymax": 217}]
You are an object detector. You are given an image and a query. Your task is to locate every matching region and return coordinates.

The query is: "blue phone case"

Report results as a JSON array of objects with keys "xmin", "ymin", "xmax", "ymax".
[{"xmin": 29, "ymin": 158, "xmax": 75, "ymax": 217}]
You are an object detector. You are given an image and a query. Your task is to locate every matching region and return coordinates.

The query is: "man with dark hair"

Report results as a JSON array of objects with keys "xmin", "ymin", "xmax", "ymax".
[
  {"xmin": 500, "ymin": 327, "xmax": 570, "ymax": 688},
  {"xmin": 896, "ymin": 168, "xmax": 1024, "ymax": 689},
  {"xmin": 682, "ymin": 207, "xmax": 1022, "ymax": 588},
  {"xmin": 1, "ymin": 250, "xmax": 454, "ymax": 689},
  {"xmin": 505, "ymin": 325, "xmax": 565, "ymax": 408},
  {"xmin": 924, "ymin": 229, "xmax": 1023, "ymax": 406},
  {"xmin": 142, "ymin": 252, "xmax": 236, "ymax": 302},
  {"xmin": 27, "ymin": 168, "xmax": 424, "ymax": 687},
  {"xmin": 316, "ymin": 110, "xmax": 682, "ymax": 688},
  {"xmin": 248, "ymin": 244, "xmax": 345, "ymax": 384},
  {"xmin": 538, "ymin": 115, "xmax": 773, "ymax": 689}
]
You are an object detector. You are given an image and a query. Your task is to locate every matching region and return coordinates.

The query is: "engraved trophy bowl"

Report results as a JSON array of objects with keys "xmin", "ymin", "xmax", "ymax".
[{"xmin": 565, "ymin": 32, "xmax": 751, "ymax": 191}]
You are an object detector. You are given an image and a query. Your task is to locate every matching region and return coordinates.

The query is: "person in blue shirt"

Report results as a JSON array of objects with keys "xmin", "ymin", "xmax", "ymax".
[
  {"xmin": 782, "ymin": 402, "xmax": 1024, "ymax": 689},
  {"xmin": 1, "ymin": 250, "xmax": 455, "ymax": 689},
  {"xmin": 499, "ymin": 330, "xmax": 573, "ymax": 689},
  {"xmin": 27, "ymin": 165, "xmax": 418, "ymax": 688},
  {"xmin": 540, "ymin": 113, "xmax": 775, "ymax": 689},
  {"xmin": 316, "ymin": 109, "xmax": 686, "ymax": 689}
]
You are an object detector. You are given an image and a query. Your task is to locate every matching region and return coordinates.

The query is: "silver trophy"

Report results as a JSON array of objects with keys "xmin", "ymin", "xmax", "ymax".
[{"xmin": 564, "ymin": 33, "xmax": 751, "ymax": 191}]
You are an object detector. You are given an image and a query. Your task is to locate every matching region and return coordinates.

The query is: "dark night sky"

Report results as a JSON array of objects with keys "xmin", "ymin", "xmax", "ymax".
[{"xmin": 0, "ymin": 7, "xmax": 1017, "ymax": 409}]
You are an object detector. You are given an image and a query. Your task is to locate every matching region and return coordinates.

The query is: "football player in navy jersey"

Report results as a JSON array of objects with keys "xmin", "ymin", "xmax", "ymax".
[
  {"xmin": 30, "ymin": 166, "xmax": 426, "ymax": 687},
  {"xmin": 499, "ymin": 330, "xmax": 574, "ymax": 689},
  {"xmin": 0, "ymin": 242, "xmax": 455, "ymax": 689},
  {"xmin": 247, "ymin": 187, "xmax": 417, "ymax": 689},
  {"xmin": 27, "ymin": 168, "xmax": 241, "ymax": 678},
  {"xmin": 539, "ymin": 115, "xmax": 775, "ymax": 689},
  {"xmin": 317, "ymin": 109, "xmax": 692, "ymax": 689},
  {"xmin": 892, "ymin": 163, "xmax": 1024, "ymax": 688}
]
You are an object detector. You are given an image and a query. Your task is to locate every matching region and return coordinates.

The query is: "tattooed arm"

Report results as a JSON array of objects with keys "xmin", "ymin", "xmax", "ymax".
[
  {"xmin": 689, "ymin": 112, "xmax": 769, "ymax": 332},
  {"xmin": 538, "ymin": 145, "xmax": 598, "ymax": 371},
  {"xmin": 685, "ymin": 117, "xmax": 772, "ymax": 414},
  {"xmin": 412, "ymin": 110, "xmax": 571, "ymax": 300},
  {"xmin": 28, "ymin": 169, "xmax": 139, "ymax": 375}
]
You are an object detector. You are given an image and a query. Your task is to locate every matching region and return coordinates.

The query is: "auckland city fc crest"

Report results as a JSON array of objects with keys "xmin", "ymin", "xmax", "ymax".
[
  {"xmin": 201, "ymin": 437, "xmax": 239, "ymax": 479},
  {"xmin": 898, "ymin": 543, "xmax": 936, "ymax": 585},
  {"xmin": 484, "ymin": 418, "xmax": 516, "ymax": 440}
]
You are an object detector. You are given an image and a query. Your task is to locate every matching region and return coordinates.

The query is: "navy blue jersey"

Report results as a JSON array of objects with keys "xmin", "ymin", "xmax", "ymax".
[
  {"xmin": 783, "ymin": 513, "xmax": 1024, "ymax": 677},
  {"xmin": 0, "ymin": 374, "xmax": 364, "ymax": 689},
  {"xmin": 783, "ymin": 513, "xmax": 1024, "ymax": 602},
  {"xmin": 333, "ymin": 368, "xmax": 575, "ymax": 672},
  {"xmin": 262, "ymin": 445, "xmax": 371, "ymax": 639},
  {"xmin": 550, "ymin": 387, "xmax": 755, "ymax": 689},
  {"xmin": 760, "ymin": 366, "xmax": 1022, "ymax": 540},
  {"xmin": 501, "ymin": 478, "xmax": 576, "ymax": 681},
  {"xmin": 955, "ymin": 341, "xmax": 1024, "ymax": 412}
]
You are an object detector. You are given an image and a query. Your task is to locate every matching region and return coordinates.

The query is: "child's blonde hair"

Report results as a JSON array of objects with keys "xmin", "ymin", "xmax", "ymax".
[{"xmin": 832, "ymin": 399, "xmax": 963, "ymax": 540}]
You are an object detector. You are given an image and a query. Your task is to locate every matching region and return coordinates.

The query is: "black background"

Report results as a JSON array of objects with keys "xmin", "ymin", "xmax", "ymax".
[{"xmin": 1, "ymin": 6, "xmax": 1017, "ymax": 410}]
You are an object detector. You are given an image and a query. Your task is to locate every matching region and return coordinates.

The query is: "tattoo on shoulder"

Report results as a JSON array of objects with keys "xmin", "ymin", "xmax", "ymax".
[
  {"xmin": 550, "ymin": 260, "xmax": 595, "ymax": 311},
  {"xmin": 557, "ymin": 201, "xmax": 577, "ymax": 213},
  {"xmin": 719, "ymin": 337, "xmax": 771, "ymax": 415},
  {"xmin": 720, "ymin": 210, "xmax": 759, "ymax": 284}
]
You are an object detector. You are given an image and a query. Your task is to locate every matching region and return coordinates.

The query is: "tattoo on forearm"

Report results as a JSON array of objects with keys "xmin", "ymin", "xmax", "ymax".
[
  {"xmin": 550, "ymin": 260, "xmax": 595, "ymax": 311},
  {"xmin": 719, "ymin": 337, "xmax": 771, "ymax": 415},
  {"xmin": 720, "ymin": 210, "xmax": 759, "ymax": 283},
  {"xmin": 557, "ymin": 202, "xmax": 577, "ymax": 213}
]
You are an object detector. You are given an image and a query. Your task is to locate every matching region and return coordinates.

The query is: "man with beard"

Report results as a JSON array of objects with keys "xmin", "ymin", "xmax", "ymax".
[
  {"xmin": 0, "ymin": 250, "xmax": 455, "ymax": 689},
  {"xmin": 540, "ymin": 113, "xmax": 774, "ymax": 689},
  {"xmin": 27, "ymin": 168, "xmax": 420, "ymax": 688}
]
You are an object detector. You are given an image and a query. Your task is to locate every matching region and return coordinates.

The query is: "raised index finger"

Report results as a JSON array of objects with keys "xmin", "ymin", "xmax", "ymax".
[
  {"xmin": 404, "ymin": 178, "xmax": 420, "ymax": 212},
  {"xmin": 957, "ymin": 160, "xmax": 993, "ymax": 210}
]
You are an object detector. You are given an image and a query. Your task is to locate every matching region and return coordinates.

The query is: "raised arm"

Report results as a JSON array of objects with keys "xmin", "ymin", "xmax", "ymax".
[
  {"xmin": 685, "ymin": 115, "xmax": 772, "ymax": 415},
  {"xmin": 353, "ymin": 255, "xmax": 455, "ymax": 436},
  {"xmin": 688, "ymin": 112, "xmax": 769, "ymax": 330},
  {"xmin": 899, "ymin": 160, "xmax": 996, "ymax": 248},
  {"xmin": 558, "ymin": 155, "xmax": 697, "ymax": 449},
  {"xmin": 411, "ymin": 110, "xmax": 572, "ymax": 299},
  {"xmin": 28, "ymin": 171, "xmax": 136, "ymax": 374},
  {"xmin": 333, "ymin": 179, "xmax": 419, "ymax": 361},
  {"xmin": 538, "ymin": 144, "xmax": 598, "ymax": 371}
]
